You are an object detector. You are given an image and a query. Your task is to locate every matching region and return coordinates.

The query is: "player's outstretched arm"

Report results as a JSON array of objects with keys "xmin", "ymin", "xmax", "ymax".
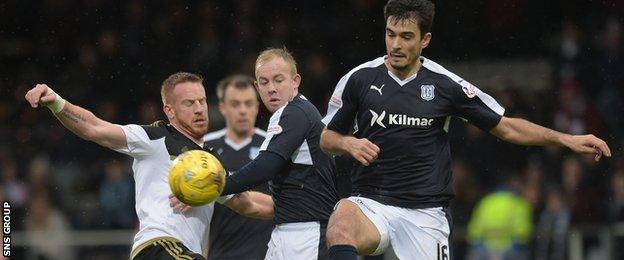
[
  {"xmin": 320, "ymin": 128, "xmax": 379, "ymax": 166},
  {"xmin": 223, "ymin": 191, "xmax": 274, "ymax": 220},
  {"xmin": 491, "ymin": 116, "xmax": 612, "ymax": 161},
  {"xmin": 220, "ymin": 151, "xmax": 286, "ymax": 195},
  {"xmin": 169, "ymin": 192, "xmax": 274, "ymax": 219},
  {"xmin": 25, "ymin": 84, "xmax": 127, "ymax": 150}
]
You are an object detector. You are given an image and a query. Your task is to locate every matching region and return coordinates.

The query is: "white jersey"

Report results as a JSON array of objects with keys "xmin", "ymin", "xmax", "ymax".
[{"xmin": 114, "ymin": 122, "xmax": 214, "ymax": 254}]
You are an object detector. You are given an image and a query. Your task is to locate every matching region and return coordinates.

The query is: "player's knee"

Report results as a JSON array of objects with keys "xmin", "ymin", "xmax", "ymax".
[
  {"xmin": 326, "ymin": 200, "xmax": 358, "ymax": 246},
  {"xmin": 326, "ymin": 220, "xmax": 356, "ymax": 246}
]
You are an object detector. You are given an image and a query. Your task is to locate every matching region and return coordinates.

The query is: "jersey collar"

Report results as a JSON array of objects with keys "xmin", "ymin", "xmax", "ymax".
[
  {"xmin": 224, "ymin": 136, "xmax": 253, "ymax": 151},
  {"xmin": 384, "ymin": 55, "xmax": 424, "ymax": 87}
]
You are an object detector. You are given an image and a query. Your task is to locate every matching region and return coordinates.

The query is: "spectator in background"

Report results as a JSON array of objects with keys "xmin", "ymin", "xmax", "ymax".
[
  {"xmin": 608, "ymin": 168, "xmax": 624, "ymax": 222},
  {"xmin": 594, "ymin": 17, "xmax": 624, "ymax": 144},
  {"xmin": 608, "ymin": 168, "xmax": 624, "ymax": 259},
  {"xmin": 560, "ymin": 155, "xmax": 604, "ymax": 224},
  {"xmin": 535, "ymin": 187, "xmax": 570, "ymax": 260},
  {"xmin": 99, "ymin": 159, "xmax": 135, "ymax": 229},
  {"xmin": 25, "ymin": 193, "xmax": 76, "ymax": 260},
  {"xmin": 138, "ymin": 100, "xmax": 161, "ymax": 124},
  {"xmin": 1, "ymin": 160, "xmax": 28, "ymax": 208},
  {"xmin": 26, "ymin": 155, "xmax": 55, "ymax": 199},
  {"xmin": 521, "ymin": 158, "xmax": 546, "ymax": 209},
  {"xmin": 301, "ymin": 52, "xmax": 333, "ymax": 111},
  {"xmin": 553, "ymin": 80, "xmax": 603, "ymax": 136},
  {"xmin": 451, "ymin": 159, "xmax": 482, "ymax": 226},
  {"xmin": 467, "ymin": 174, "xmax": 532, "ymax": 260}
]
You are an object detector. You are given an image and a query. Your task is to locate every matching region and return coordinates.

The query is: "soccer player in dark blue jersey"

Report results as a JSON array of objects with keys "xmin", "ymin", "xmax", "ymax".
[
  {"xmin": 320, "ymin": 0, "xmax": 612, "ymax": 259},
  {"xmin": 203, "ymin": 75, "xmax": 273, "ymax": 260},
  {"xmin": 216, "ymin": 48, "xmax": 338, "ymax": 260}
]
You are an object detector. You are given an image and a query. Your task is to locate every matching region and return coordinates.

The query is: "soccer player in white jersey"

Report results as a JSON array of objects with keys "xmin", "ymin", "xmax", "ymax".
[
  {"xmin": 320, "ymin": 0, "xmax": 612, "ymax": 259},
  {"xmin": 24, "ymin": 72, "xmax": 274, "ymax": 260}
]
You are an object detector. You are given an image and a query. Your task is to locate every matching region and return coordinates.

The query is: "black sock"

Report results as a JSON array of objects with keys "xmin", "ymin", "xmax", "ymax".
[{"xmin": 329, "ymin": 244, "xmax": 358, "ymax": 260}]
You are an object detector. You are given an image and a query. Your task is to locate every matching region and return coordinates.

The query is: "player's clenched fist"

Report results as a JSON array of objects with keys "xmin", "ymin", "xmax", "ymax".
[
  {"xmin": 25, "ymin": 84, "xmax": 65, "ymax": 113},
  {"xmin": 344, "ymin": 136, "xmax": 380, "ymax": 166}
]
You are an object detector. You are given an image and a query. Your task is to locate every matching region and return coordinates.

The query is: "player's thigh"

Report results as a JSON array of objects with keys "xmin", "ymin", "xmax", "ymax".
[
  {"xmin": 390, "ymin": 208, "xmax": 450, "ymax": 260},
  {"xmin": 327, "ymin": 198, "xmax": 382, "ymax": 255}
]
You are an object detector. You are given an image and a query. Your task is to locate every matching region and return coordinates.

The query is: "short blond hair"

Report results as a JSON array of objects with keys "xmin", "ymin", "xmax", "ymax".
[
  {"xmin": 255, "ymin": 47, "xmax": 297, "ymax": 75},
  {"xmin": 161, "ymin": 72, "xmax": 204, "ymax": 104}
]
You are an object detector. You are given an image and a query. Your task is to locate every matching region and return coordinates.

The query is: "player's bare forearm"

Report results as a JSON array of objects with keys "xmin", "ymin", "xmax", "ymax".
[
  {"xmin": 25, "ymin": 84, "xmax": 127, "ymax": 150},
  {"xmin": 491, "ymin": 116, "xmax": 611, "ymax": 160},
  {"xmin": 491, "ymin": 117, "xmax": 563, "ymax": 146},
  {"xmin": 320, "ymin": 128, "xmax": 350, "ymax": 155},
  {"xmin": 248, "ymin": 191, "xmax": 274, "ymax": 219},
  {"xmin": 225, "ymin": 191, "xmax": 274, "ymax": 220},
  {"xmin": 55, "ymin": 102, "xmax": 126, "ymax": 150},
  {"xmin": 54, "ymin": 102, "xmax": 100, "ymax": 139},
  {"xmin": 321, "ymin": 128, "xmax": 380, "ymax": 166}
]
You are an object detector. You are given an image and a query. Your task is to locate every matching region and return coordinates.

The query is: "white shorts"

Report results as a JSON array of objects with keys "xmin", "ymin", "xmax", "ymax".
[
  {"xmin": 265, "ymin": 221, "xmax": 327, "ymax": 260},
  {"xmin": 346, "ymin": 196, "xmax": 451, "ymax": 259}
]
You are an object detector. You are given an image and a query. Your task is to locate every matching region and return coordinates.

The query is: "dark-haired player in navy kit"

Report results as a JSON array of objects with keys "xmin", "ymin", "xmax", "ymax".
[
  {"xmin": 217, "ymin": 48, "xmax": 338, "ymax": 260},
  {"xmin": 203, "ymin": 74, "xmax": 273, "ymax": 260},
  {"xmin": 321, "ymin": 0, "xmax": 612, "ymax": 259}
]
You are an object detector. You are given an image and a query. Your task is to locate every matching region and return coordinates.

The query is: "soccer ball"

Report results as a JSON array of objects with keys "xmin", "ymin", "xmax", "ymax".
[{"xmin": 168, "ymin": 150, "xmax": 226, "ymax": 206}]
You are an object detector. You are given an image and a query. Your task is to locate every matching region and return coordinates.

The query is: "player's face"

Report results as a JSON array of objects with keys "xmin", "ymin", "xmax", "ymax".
[
  {"xmin": 219, "ymin": 86, "xmax": 259, "ymax": 136},
  {"xmin": 165, "ymin": 82, "xmax": 209, "ymax": 140},
  {"xmin": 385, "ymin": 17, "xmax": 432, "ymax": 72},
  {"xmin": 255, "ymin": 57, "xmax": 301, "ymax": 113}
]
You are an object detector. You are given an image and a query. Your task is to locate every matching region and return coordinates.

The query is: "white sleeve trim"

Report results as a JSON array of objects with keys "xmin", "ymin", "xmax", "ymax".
[
  {"xmin": 291, "ymin": 140, "xmax": 313, "ymax": 165},
  {"xmin": 260, "ymin": 105, "xmax": 288, "ymax": 151},
  {"xmin": 322, "ymin": 56, "xmax": 386, "ymax": 125},
  {"xmin": 215, "ymin": 194, "xmax": 235, "ymax": 204},
  {"xmin": 421, "ymin": 56, "xmax": 505, "ymax": 116}
]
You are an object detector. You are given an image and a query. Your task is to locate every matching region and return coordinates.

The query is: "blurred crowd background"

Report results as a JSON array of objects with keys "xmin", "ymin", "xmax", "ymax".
[{"xmin": 1, "ymin": 0, "xmax": 623, "ymax": 259}]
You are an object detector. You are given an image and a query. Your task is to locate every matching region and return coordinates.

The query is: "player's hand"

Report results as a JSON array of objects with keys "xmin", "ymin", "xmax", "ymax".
[
  {"xmin": 169, "ymin": 194, "xmax": 192, "ymax": 213},
  {"xmin": 24, "ymin": 84, "xmax": 57, "ymax": 108},
  {"xmin": 344, "ymin": 137, "xmax": 380, "ymax": 166},
  {"xmin": 563, "ymin": 134, "xmax": 611, "ymax": 161}
]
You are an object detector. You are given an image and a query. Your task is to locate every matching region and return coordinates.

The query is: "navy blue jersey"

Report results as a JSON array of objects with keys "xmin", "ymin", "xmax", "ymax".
[
  {"xmin": 261, "ymin": 94, "xmax": 338, "ymax": 224},
  {"xmin": 203, "ymin": 129, "xmax": 273, "ymax": 260},
  {"xmin": 324, "ymin": 56, "xmax": 505, "ymax": 209}
]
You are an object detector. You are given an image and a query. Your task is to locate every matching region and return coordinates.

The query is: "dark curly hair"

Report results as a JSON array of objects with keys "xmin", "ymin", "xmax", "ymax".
[{"xmin": 384, "ymin": 0, "xmax": 435, "ymax": 37}]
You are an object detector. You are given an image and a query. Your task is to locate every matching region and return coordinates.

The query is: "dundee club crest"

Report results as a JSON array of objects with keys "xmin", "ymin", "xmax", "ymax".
[{"xmin": 421, "ymin": 85, "xmax": 435, "ymax": 101}]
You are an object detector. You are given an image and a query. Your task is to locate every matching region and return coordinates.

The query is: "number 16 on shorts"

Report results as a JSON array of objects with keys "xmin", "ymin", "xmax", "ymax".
[{"xmin": 437, "ymin": 242, "xmax": 448, "ymax": 260}]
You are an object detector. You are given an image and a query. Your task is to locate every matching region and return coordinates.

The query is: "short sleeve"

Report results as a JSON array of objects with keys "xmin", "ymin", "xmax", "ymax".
[
  {"xmin": 451, "ymin": 80, "xmax": 505, "ymax": 131},
  {"xmin": 259, "ymin": 106, "xmax": 310, "ymax": 160},
  {"xmin": 113, "ymin": 124, "xmax": 159, "ymax": 158},
  {"xmin": 323, "ymin": 73, "xmax": 361, "ymax": 134}
]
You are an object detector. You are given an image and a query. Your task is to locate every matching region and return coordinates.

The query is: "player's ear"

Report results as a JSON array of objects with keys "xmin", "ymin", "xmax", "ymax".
[
  {"xmin": 163, "ymin": 104, "xmax": 175, "ymax": 120},
  {"xmin": 293, "ymin": 73, "xmax": 301, "ymax": 89},
  {"xmin": 218, "ymin": 101, "xmax": 226, "ymax": 116},
  {"xmin": 421, "ymin": 32, "xmax": 432, "ymax": 49}
]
